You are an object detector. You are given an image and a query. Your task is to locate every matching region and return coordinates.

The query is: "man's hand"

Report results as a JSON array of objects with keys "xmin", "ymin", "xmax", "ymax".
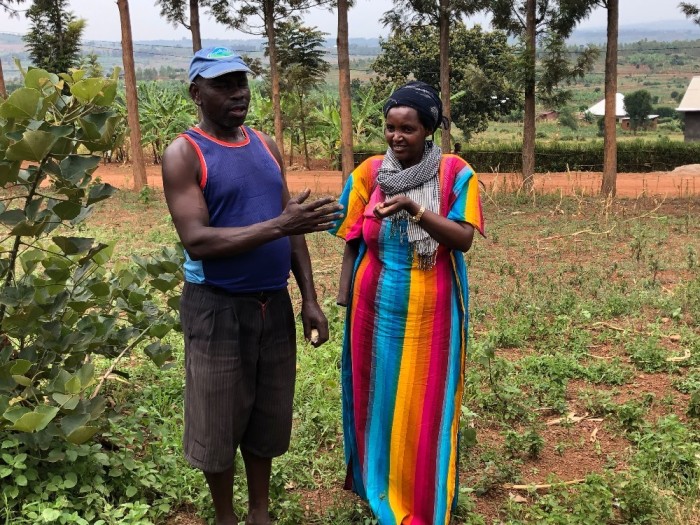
[
  {"xmin": 278, "ymin": 189, "xmax": 343, "ymax": 236},
  {"xmin": 301, "ymin": 299, "xmax": 329, "ymax": 348}
]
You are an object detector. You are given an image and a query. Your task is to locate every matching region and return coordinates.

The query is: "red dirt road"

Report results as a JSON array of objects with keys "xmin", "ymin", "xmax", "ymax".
[{"xmin": 95, "ymin": 162, "xmax": 700, "ymax": 198}]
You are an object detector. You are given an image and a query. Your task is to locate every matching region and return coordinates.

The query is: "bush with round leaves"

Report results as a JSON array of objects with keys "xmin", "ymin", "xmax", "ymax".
[{"xmin": 0, "ymin": 66, "xmax": 183, "ymax": 450}]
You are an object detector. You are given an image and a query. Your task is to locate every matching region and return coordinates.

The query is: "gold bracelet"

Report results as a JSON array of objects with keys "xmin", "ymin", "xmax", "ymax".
[{"xmin": 409, "ymin": 205, "xmax": 426, "ymax": 223}]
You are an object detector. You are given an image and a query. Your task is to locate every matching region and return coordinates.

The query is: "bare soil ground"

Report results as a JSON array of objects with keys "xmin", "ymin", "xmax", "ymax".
[
  {"xmin": 90, "ymin": 162, "xmax": 699, "ymax": 525},
  {"xmin": 94, "ymin": 162, "xmax": 700, "ymax": 198}
]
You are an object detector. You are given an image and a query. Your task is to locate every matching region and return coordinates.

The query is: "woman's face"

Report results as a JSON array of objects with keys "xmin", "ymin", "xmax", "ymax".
[{"xmin": 384, "ymin": 106, "xmax": 430, "ymax": 168}]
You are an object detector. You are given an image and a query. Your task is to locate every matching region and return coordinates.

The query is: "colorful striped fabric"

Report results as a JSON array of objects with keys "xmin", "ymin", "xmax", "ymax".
[{"xmin": 331, "ymin": 154, "xmax": 484, "ymax": 525}]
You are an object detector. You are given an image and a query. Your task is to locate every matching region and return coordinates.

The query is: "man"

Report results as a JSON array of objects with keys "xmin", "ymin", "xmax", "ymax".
[{"xmin": 161, "ymin": 47, "xmax": 342, "ymax": 525}]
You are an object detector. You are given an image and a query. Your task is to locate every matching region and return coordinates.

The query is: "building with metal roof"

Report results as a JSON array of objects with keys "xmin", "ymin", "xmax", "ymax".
[{"xmin": 676, "ymin": 76, "xmax": 700, "ymax": 142}]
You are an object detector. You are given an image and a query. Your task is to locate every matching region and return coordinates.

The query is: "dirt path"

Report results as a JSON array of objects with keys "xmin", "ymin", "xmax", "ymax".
[{"xmin": 95, "ymin": 162, "xmax": 700, "ymax": 198}]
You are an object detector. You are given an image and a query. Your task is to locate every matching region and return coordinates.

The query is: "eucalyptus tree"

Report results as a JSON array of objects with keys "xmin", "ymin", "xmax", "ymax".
[
  {"xmin": 372, "ymin": 22, "xmax": 520, "ymax": 139},
  {"xmin": 381, "ymin": 0, "xmax": 482, "ymax": 153},
  {"xmin": 24, "ymin": 0, "xmax": 85, "ymax": 75},
  {"xmin": 116, "ymin": 0, "xmax": 148, "ymax": 190},
  {"xmin": 680, "ymin": 2, "xmax": 700, "ymax": 25},
  {"xmin": 337, "ymin": 0, "xmax": 354, "ymax": 181},
  {"xmin": 485, "ymin": 0, "xmax": 598, "ymax": 189},
  {"xmin": 209, "ymin": 0, "xmax": 334, "ymax": 158},
  {"xmin": 0, "ymin": 0, "xmax": 23, "ymax": 11},
  {"xmin": 573, "ymin": 0, "xmax": 619, "ymax": 197},
  {"xmin": 273, "ymin": 19, "xmax": 330, "ymax": 168}
]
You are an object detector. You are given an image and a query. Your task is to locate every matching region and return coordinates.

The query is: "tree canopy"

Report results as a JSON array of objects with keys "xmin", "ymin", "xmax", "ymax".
[
  {"xmin": 24, "ymin": 0, "xmax": 85, "ymax": 74},
  {"xmin": 624, "ymin": 89, "xmax": 653, "ymax": 131},
  {"xmin": 372, "ymin": 22, "xmax": 521, "ymax": 139},
  {"xmin": 680, "ymin": 2, "xmax": 700, "ymax": 25}
]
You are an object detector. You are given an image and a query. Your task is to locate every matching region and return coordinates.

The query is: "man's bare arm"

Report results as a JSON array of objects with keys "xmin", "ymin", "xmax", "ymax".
[{"xmin": 161, "ymin": 137, "xmax": 341, "ymax": 260}]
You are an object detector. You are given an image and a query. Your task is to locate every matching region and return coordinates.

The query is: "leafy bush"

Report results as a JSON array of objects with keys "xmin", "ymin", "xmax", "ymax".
[{"xmin": 0, "ymin": 68, "xmax": 182, "ymax": 449}]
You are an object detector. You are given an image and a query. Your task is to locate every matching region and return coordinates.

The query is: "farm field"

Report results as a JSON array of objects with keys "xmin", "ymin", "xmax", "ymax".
[
  {"xmin": 92, "ymin": 161, "xmax": 700, "ymax": 198},
  {"xmin": 60, "ymin": 178, "xmax": 700, "ymax": 525}
]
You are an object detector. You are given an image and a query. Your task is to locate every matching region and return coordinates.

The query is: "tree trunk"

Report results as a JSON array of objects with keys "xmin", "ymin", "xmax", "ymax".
[
  {"xmin": 117, "ymin": 0, "xmax": 148, "ymax": 191},
  {"xmin": 189, "ymin": 0, "xmax": 202, "ymax": 52},
  {"xmin": 300, "ymin": 94, "xmax": 310, "ymax": 170},
  {"xmin": 264, "ymin": 0, "xmax": 285, "ymax": 159},
  {"xmin": 0, "ymin": 58, "xmax": 6, "ymax": 98},
  {"xmin": 337, "ymin": 0, "xmax": 354, "ymax": 182},
  {"xmin": 439, "ymin": 0, "xmax": 451, "ymax": 153},
  {"xmin": 601, "ymin": 0, "xmax": 618, "ymax": 197},
  {"xmin": 521, "ymin": 0, "xmax": 536, "ymax": 190}
]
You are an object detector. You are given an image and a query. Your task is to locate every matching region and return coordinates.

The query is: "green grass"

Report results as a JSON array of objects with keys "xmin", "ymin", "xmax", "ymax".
[{"xmin": 4, "ymin": 188, "xmax": 699, "ymax": 524}]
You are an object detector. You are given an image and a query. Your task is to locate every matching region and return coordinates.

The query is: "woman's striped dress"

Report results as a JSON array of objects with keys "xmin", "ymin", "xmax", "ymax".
[{"xmin": 331, "ymin": 154, "xmax": 484, "ymax": 525}]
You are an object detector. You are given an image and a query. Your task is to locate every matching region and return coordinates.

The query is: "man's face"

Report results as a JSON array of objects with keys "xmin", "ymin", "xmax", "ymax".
[{"xmin": 190, "ymin": 71, "xmax": 251, "ymax": 128}]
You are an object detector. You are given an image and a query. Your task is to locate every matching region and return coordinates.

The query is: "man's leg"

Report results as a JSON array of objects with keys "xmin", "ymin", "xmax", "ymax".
[
  {"xmin": 242, "ymin": 450, "xmax": 272, "ymax": 525},
  {"xmin": 204, "ymin": 465, "xmax": 238, "ymax": 525}
]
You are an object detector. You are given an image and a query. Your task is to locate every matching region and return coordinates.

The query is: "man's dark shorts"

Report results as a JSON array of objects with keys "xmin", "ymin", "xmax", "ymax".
[{"xmin": 180, "ymin": 282, "xmax": 296, "ymax": 473}]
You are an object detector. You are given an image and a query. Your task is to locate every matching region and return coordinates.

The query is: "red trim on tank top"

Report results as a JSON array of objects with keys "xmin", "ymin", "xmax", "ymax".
[
  {"xmin": 252, "ymin": 129, "xmax": 281, "ymax": 172},
  {"xmin": 191, "ymin": 126, "xmax": 251, "ymax": 148},
  {"xmin": 180, "ymin": 134, "xmax": 208, "ymax": 190}
]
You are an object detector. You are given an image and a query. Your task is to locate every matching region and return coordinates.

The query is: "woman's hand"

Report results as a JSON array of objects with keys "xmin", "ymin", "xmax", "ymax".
[
  {"xmin": 373, "ymin": 196, "xmax": 476, "ymax": 252},
  {"xmin": 373, "ymin": 196, "xmax": 419, "ymax": 219}
]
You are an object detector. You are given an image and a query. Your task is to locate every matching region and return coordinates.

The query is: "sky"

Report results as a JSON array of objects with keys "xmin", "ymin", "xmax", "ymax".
[{"xmin": 0, "ymin": 0, "xmax": 693, "ymax": 42}]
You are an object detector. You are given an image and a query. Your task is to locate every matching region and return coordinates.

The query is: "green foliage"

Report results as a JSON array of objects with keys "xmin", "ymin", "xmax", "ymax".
[
  {"xmin": 625, "ymin": 90, "xmax": 655, "ymax": 132},
  {"xmin": 558, "ymin": 106, "xmax": 579, "ymax": 131},
  {"xmin": 631, "ymin": 416, "xmax": 700, "ymax": 495},
  {"xmin": 372, "ymin": 22, "xmax": 521, "ymax": 138},
  {"xmin": 503, "ymin": 428, "xmax": 544, "ymax": 459},
  {"xmin": 680, "ymin": 2, "xmax": 700, "ymax": 25},
  {"xmin": 23, "ymin": 0, "xmax": 85, "ymax": 74},
  {"xmin": 0, "ymin": 68, "xmax": 183, "ymax": 449},
  {"xmin": 486, "ymin": 0, "xmax": 599, "ymax": 109},
  {"xmin": 273, "ymin": 17, "xmax": 330, "ymax": 168},
  {"xmin": 135, "ymin": 81, "xmax": 196, "ymax": 164},
  {"xmin": 453, "ymin": 139, "xmax": 700, "ymax": 173}
]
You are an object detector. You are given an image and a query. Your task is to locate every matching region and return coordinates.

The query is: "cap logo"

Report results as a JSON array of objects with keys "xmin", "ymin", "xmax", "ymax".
[{"xmin": 207, "ymin": 47, "xmax": 235, "ymax": 59}]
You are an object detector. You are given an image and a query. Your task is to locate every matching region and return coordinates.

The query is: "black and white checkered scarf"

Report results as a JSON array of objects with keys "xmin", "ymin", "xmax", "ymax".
[{"xmin": 376, "ymin": 141, "xmax": 442, "ymax": 270}]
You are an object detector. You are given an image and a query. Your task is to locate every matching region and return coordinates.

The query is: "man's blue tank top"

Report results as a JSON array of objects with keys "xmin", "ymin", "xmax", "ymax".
[{"xmin": 180, "ymin": 126, "xmax": 291, "ymax": 293}]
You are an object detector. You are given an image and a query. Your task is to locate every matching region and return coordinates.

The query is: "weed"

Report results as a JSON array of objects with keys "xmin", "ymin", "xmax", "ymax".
[
  {"xmin": 631, "ymin": 416, "xmax": 700, "ymax": 495},
  {"xmin": 629, "ymin": 336, "xmax": 673, "ymax": 372},
  {"xmin": 687, "ymin": 245, "xmax": 697, "ymax": 270},
  {"xmin": 503, "ymin": 428, "xmax": 545, "ymax": 459}
]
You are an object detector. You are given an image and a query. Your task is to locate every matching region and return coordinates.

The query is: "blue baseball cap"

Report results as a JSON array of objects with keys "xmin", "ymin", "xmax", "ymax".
[{"xmin": 188, "ymin": 46, "xmax": 253, "ymax": 82}]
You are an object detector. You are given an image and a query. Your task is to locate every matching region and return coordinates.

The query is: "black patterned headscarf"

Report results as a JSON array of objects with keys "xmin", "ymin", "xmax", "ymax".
[{"xmin": 382, "ymin": 81, "xmax": 448, "ymax": 133}]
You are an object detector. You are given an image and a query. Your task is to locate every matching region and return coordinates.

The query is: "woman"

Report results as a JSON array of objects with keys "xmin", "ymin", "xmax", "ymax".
[{"xmin": 331, "ymin": 81, "xmax": 484, "ymax": 525}]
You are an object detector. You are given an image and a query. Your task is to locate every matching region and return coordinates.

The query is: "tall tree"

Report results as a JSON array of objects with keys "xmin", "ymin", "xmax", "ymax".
[
  {"xmin": 274, "ymin": 18, "xmax": 330, "ymax": 168},
  {"xmin": 485, "ymin": 0, "xmax": 598, "ymax": 189},
  {"xmin": 372, "ymin": 22, "xmax": 520, "ymax": 139},
  {"xmin": 210, "ymin": 0, "xmax": 332, "ymax": 159},
  {"xmin": 116, "ymin": 0, "xmax": 148, "ymax": 191},
  {"xmin": 598, "ymin": 0, "xmax": 619, "ymax": 197},
  {"xmin": 337, "ymin": 0, "xmax": 354, "ymax": 181},
  {"xmin": 24, "ymin": 0, "xmax": 85, "ymax": 74},
  {"xmin": 382, "ymin": 0, "xmax": 482, "ymax": 153},
  {"xmin": 680, "ymin": 2, "xmax": 700, "ymax": 24},
  {"xmin": 0, "ymin": 1, "xmax": 26, "ymax": 97}
]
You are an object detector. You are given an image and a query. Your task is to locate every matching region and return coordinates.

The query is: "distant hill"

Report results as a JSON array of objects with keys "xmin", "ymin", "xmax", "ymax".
[{"xmin": 568, "ymin": 19, "xmax": 699, "ymax": 45}]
